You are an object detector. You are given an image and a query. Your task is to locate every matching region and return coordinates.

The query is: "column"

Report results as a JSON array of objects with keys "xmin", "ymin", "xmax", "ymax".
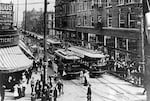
[
  {"xmin": 88, "ymin": 33, "xmax": 91, "ymax": 49},
  {"xmin": 104, "ymin": 36, "xmax": 107, "ymax": 46},
  {"xmin": 115, "ymin": 37, "xmax": 118, "ymax": 60},
  {"xmin": 81, "ymin": 32, "xmax": 84, "ymax": 46},
  {"xmin": 126, "ymin": 39, "xmax": 129, "ymax": 61}
]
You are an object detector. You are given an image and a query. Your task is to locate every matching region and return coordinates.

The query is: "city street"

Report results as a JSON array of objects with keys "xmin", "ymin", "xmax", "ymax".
[
  {"xmin": 2, "ymin": 71, "xmax": 146, "ymax": 101},
  {"xmin": 58, "ymin": 73, "xmax": 146, "ymax": 101}
]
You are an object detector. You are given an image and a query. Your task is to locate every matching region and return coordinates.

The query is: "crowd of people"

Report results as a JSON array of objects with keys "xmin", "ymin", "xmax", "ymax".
[{"xmin": 107, "ymin": 56, "xmax": 144, "ymax": 86}]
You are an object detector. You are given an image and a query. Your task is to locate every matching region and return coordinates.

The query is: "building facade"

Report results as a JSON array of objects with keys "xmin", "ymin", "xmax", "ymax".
[
  {"xmin": 55, "ymin": 0, "xmax": 142, "ymax": 62},
  {"xmin": 47, "ymin": 11, "xmax": 55, "ymax": 37}
]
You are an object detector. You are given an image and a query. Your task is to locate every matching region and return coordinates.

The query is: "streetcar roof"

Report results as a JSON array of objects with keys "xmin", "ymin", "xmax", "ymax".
[
  {"xmin": 55, "ymin": 49, "xmax": 80, "ymax": 60},
  {"xmin": 68, "ymin": 46, "xmax": 106, "ymax": 58},
  {"xmin": 47, "ymin": 39, "xmax": 61, "ymax": 44}
]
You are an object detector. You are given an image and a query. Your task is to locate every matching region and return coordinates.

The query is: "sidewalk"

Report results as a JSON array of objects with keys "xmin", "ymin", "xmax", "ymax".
[{"xmin": 2, "ymin": 67, "xmax": 56, "ymax": 101}]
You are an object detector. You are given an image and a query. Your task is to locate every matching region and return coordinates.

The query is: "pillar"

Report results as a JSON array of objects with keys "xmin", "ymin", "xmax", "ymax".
[
  {"xmin": 81, "ymin": 32, "xmax": 84, "ymax": 46},
  {"xmin": 104, "ymin": 36, "xmax": 107, "ymax": 46},
  {"xmin": 115, "ymin": 37, "xmax": 118, "ymax": 60},
  {"xmin": 126, "ymin": 39, "xmax": 129, "ymax": 61}
]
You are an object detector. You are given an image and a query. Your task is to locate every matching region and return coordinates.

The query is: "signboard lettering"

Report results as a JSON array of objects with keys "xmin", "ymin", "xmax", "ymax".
[
  {"xmin": 0, "ymin": 3, "xmax": 13, "ymax": 30},
  {"xmin": 0, "ymin": 35, "xmax": 19, "ymax": 47}
]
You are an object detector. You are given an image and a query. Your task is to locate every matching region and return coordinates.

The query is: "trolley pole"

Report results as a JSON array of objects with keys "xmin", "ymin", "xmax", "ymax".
[{"xmin": 43, "ymin": 0, "xmax": 48, "ymax": 85}]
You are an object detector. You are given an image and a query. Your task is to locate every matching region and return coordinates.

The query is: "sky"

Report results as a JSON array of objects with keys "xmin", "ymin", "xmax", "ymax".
[{"xmin": 1, "ymin": 0, "xmax": 55, "ymax": 26}]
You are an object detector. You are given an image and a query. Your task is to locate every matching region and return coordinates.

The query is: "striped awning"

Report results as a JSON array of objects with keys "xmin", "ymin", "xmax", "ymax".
[{"xmin": 0, "ymin": 46, "xmax": 33, "ymax": 73}]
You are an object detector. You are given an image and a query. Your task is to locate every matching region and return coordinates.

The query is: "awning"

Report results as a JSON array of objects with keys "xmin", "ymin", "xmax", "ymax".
[
  {"xmin": 19, "ymin": 40, "xmax": 34, "ymax": 59},
  {"xmin": 0, "ymin": 46, "xmax": 33, "ymax": 73}
]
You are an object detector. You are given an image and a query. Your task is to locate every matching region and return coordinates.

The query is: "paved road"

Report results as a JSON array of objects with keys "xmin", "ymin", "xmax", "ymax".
[
  {"xmin": 57, "ymin": 73, "xmax": 146, "ymax": 101},
  {"xmin": 1, "ymin": 69, "xmax": 146, "ymax": 101}
]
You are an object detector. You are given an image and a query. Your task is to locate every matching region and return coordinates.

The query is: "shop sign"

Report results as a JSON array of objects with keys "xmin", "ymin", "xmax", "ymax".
[
  {"xmin": 0, "ymin": 35, "xmax": 19, "ymax": 47},
  {"xmin": 0, "ymin": 3, "xmax": 13, "ymax": 29}
]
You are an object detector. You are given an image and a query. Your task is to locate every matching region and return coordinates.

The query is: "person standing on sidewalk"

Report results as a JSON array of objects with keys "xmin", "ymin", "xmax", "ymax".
[
  {"xmin": 31, "ymin": 77, "xmax": 35, "ymax": 94},
  {"xmin": 1, "ymin": 85, "xmax": 6, "ymax": 101},
  {"xmin": 57, "ymin": 79, "xmax": 63, "ymax": 96},
  {"xmin": 87, "ymin": 84, "xmax": 92, "ymax": 101},
  {"xmin": 53, "ymin": 88, "xmax": 58, "ymax": 101}
]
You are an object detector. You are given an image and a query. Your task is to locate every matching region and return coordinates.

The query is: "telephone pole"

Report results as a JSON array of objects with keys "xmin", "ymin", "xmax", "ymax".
[
  {"xmin": 43, "ymin": 0, "xmax": 48, "ymax": 85},
  {"xmin": 25, "ymin": 0, "xmax": 27, "ymax": 31}
]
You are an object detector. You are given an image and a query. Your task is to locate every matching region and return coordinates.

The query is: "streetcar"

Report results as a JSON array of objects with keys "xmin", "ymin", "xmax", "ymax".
[
  {"xmin": 47, "ymin": 38, "xmax": 62, "ymax": 54},
  {"xmin": 54, "ymin": 49, "xmax": 82, "ymax": 78},
  {"xmin": 68, "ymin": 46, "xmax": 108, "ymax": 77}
]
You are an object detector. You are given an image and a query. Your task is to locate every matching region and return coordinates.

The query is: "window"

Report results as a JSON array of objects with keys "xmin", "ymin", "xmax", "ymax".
[
  {"xmin": 118, "ymin": 0, "xmax": 124, "ymax": 5},
  {"xmin": 98, "ymin": 0, "xmax": 102, "ymax": 7},
  {"xmin": 119, "ymin": 9, "xmax": 125, "ymax": 28},
  {"xmin": 106, "ymin": 0, "xmax": 112, "ymax": 7},
  {"xmin": 77, "ymin": 17, "xmax": 81, "ymax": 26},
  {"xmin": 128, "ymin": 13, "xmax": 136, "ymax": 28},
  {"xmin": 91, "ymin": 16, "xmax": 94, "ymax": 26},
  {"xmin": 83, "ymin": 16, "xmax": 87, "ymax": 26},
  {"xmin": 127, "ymin": 0, "xmax": 135, "ymax": 3},
  {"xmin": 83, "ymin": 1, "xmax": 87, "ymax": 10},
  {"xmin": 98, "ymin": 16, "xmax": 102, "ymax": 22},
  {"xmin": 107, "ymin": 9, "xmax": 112, "ymax": 27}
]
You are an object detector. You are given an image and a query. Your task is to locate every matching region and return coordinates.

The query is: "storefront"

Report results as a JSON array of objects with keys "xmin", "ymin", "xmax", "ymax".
[{"xmin": 0, "ymin": 30, "xmax": 33, "ymax": 88}]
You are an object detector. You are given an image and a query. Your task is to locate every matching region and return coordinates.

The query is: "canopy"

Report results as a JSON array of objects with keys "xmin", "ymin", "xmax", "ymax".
[
  {"xmin": 19, "ymin": 40, "xmax": 34, "ymax": 59},
  {"xmin": 0, "ymin": 46, "xmax": 33, "ymax": 73}
]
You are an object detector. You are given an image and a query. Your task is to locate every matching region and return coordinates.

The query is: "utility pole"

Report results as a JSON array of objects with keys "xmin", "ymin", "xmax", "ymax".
[
  {"xmin": 143, "ymin": 0, "xmax": 150, "ymax": 100},
  {"xmin": 43, "ymin": 0, "xmax": 48, "ymax": 85},
  {"xmin": 25, "ymin": 0, "xmax": 27, "ymax": 31}
]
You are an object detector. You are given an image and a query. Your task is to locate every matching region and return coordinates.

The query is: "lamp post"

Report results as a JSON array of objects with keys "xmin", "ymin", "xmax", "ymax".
[{"xmin": 43, "ymin": 0, "xmax": 48, "ymax": 85}]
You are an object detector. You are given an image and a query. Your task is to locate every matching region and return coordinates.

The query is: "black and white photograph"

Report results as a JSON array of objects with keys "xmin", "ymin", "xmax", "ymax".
[{"xmin": 0, "ymin": 0, "xmax": 150, "ymax": 101}]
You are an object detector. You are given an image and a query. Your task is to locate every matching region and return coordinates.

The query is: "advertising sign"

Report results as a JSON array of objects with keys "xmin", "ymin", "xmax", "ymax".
[{"xmin": 0, "ymin": 3, "xmax": 13, "ymax": 30}]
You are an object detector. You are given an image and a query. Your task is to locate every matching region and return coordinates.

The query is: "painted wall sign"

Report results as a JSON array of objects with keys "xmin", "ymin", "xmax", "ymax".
[{"xmin": 0, "ymin": 3, "xmax": 13, "ymax": 30}]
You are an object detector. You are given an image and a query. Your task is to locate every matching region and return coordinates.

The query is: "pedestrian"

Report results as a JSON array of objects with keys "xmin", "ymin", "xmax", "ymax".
[
  {"xmin": 42, "ymin": 85, "xmax": 48, "ymax": 101},
  {"xmin": 84, "ymin": 70, "xmax": 89, "ymax": 86},
  {"xmin": 80, "ymin": 70, "xmax": 84, "ymax": 84},
  {"xmin": 35, "ymin": 80, "xmax": 40, "ymax": 98},
  {"xmin": 13, "ymin": 84, "xmax": 19, "ymax": 99},
  {"xmin": 87, "ymin": 84, "xmax": 92, "ymax": 101},
  {"xmin": 49, "ymin": 76, "xmax": 53, "ymax": 87},
  {"xmin": 57, "ymin": 79, "xmax": 63, "ymax": 96},
  {"xmin": 1, "ymin": 85, "xmax": 6, "ymax": 101},
  {"xmin": 22, "ymin": 73, "xmax": 27, "ymax": 97},
  {"xmin": 31, "ymin": 77, "xmax": 35, "ymax": 94},
  {"xmin": 53, "ymin": 88, "xmax": 58, "ymax": 101},
  {"xmin": 17, "ymin": 83, "xmax": 22, "ymax": 98}
]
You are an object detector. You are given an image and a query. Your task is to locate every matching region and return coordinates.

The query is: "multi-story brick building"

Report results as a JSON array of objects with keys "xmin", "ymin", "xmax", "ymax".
[{"xmin": 55, "ymin": 0, "xmax": 143, "ymax": 62}]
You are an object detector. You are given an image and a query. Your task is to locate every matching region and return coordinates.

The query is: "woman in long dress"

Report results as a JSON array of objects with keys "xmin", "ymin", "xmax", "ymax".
[{"xmin": 14, "ymin": 84, "xmax": 19, "ymax": 99}]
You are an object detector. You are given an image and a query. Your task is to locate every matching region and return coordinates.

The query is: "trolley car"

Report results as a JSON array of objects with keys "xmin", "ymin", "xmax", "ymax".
[
  {"xmin": 68, "ymin": 46, "xmax": 108, "ymax": 77},
  {"xmin": 54, "ymin": 49, "xmax": 82, "ymax": 78},
  {"xmin": 47, "ymin": 38, "xmax": 62, "ymax": 54}
]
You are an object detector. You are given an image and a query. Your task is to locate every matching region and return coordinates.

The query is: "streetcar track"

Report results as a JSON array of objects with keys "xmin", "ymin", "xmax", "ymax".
[
  {"xmin": 96, "ymin": 74, "xmax": 141, "ymax": 100},
  {"xmin": 70, "ymin": 80, "xmax": 116, "ymax": 101},
  {"xmin": 102, "ymin": 74, "xmax": 142, "ymax": 97}
]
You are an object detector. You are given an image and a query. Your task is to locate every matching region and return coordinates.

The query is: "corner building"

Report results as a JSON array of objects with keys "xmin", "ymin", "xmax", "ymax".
[{"xmin": 55, "ymin": 0, "xmax": 142, "ymax": 62}]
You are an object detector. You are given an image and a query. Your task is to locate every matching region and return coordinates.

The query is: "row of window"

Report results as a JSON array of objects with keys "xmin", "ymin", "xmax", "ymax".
[{"xmin": 107, "ymin": 0, "xmax": 142, "ymax": 7}]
